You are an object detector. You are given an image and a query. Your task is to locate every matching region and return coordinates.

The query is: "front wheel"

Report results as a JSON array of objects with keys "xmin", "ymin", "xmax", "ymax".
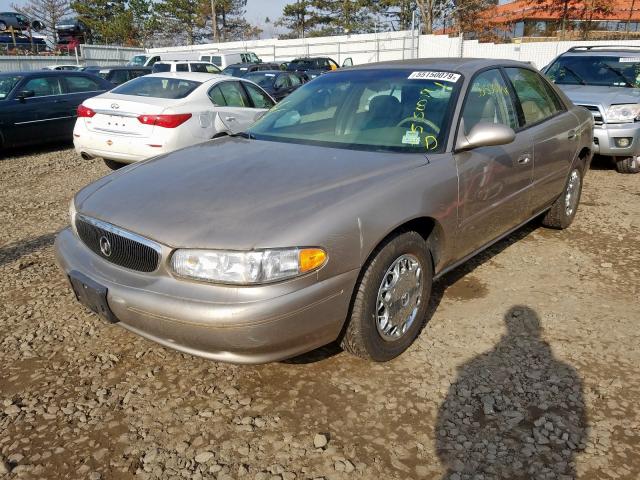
[
  {"xmin": 615, "ymin": 156, "xmax": 640, "ymax": 174},
  {"xmin": 541, "ymin": 165, "xmax": 583, "ymax": 229},
  {"xmin": 341, "ymin": 231, "xmax": 432, "ymax": 362},
  {"xmin": 0, "ymin": 22, "xmax": 7, "ymax": 32}
]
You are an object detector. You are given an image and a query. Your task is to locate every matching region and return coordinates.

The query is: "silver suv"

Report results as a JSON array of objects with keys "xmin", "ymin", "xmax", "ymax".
[{"xmin": 544, "ymin": 46, "xmax": 640, "ymax": 174}]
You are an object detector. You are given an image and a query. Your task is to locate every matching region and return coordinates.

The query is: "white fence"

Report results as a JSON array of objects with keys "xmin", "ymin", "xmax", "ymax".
[
  {"xmin": 0, "ymin": 45, "xmax": 144, "ymax": 71},
  {"xmin": 150, "ymin": 30, "xmax": 640, "ymax": 69}
]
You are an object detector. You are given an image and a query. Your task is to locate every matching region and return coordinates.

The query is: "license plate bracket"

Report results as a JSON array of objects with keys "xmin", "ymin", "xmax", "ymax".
[{"xmin": 68, "ymin": 271, "xmax": 118, "ymax": 323}]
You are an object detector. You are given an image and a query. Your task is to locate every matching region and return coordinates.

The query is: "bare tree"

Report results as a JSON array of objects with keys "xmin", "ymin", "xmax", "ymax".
[{"xmin": 13, "ymin": 0, "xmax": 73, "ymax": 44}]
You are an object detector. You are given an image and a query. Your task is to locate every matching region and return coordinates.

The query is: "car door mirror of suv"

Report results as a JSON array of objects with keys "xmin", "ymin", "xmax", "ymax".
[
  {"xmin": 17, "ymin": 90, "xmax": 35, "ymax": 101},
  {"xmin": 455, "ymin": 121, "xmax": 516, "ymax": 152}
]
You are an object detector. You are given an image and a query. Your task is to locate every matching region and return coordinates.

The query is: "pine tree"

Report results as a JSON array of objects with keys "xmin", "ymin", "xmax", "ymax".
[{"xmin": 71, "ymin": 0, "xmax": 133, "ymax": 44}]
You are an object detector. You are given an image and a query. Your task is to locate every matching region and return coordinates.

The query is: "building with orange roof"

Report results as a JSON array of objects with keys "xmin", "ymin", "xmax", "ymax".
[{"xmin": 483, "ymin": 0, "xmax": 640, "ymax": 39}]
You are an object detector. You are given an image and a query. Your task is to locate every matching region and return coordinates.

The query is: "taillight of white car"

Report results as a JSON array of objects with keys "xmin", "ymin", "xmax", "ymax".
[
  {"xmin": 77, "ymin": 104, "xmax": 191, "ymax": 129},
  {"xmin": 137, "ymin": 114, "xmax": 192, "ymax": 128}
]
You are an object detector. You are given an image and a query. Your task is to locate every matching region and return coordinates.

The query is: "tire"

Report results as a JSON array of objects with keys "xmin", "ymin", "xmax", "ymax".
[
  {"xmin": 615, "ymin": 156, "xmax": 640, "ymax": 174},
  {"xmin": 0, "ymin": 22, "xmax": 7, "ymax": 32},
  {"xmin": 103, "ymin": 159, "xmax": 124, "ymax": 170},
  {"xmin": 541, "ymin": 165, "xmax": 583, "ymax": 229},
  {"xmin": 341, "ymin": 231, "xmax": 433, "ymax": 362}
]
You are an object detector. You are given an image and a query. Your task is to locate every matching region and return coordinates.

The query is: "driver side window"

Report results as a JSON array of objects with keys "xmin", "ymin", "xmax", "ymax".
[{"xmin": 462, "ymin": 69, "xmax": 518, "ymax": 133}]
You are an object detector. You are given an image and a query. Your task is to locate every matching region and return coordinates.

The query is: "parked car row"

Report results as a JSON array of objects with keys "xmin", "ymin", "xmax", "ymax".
[{"xmin": 55, "ymin": 57, "xmax": 598, "ymax": 365}]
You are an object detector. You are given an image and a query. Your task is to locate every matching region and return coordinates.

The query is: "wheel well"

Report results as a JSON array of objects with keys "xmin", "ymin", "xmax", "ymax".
[
  {"xmin": 369, "ymin": 217, "xmax": 445, "ymax": 272},
  {"xmin": 576, "ymin": 146, "xmax": 591, "ymax": 169}
]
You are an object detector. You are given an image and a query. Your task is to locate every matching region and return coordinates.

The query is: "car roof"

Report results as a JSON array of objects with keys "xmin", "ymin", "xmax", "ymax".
[
  {"xmin": 225, "ymin": 62, "xmax": 261, "ymax": 68},
  {"xmin": 99, "ymin": 66, "xmax": 151, "ymax": 70},
  {"xmin": 244, "ymin": 70, "xmax": 282, "ymax": 75},
  {"xmin": 156, "ymin": 60, "xmax": 212, "ymax": 64},
  {"xmin": 561, "ymin": 46, "xmax": 640, "ymax": 56},
  {"xmin": 145, "ymin": 72, "xmax": 228, "ymax": 82},
  {"xmin": 348, "ymin": 57, "xmax": 533, "ymax": 75},
  {"xmin": 0, "ymin": 70, "xmax": 101, "ymax": 77}
]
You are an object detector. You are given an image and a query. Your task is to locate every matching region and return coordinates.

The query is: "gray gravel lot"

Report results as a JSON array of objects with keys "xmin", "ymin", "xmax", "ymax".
[{"xmin": 1, "ymin": 145, "xmax": 639, "ymax": 480}]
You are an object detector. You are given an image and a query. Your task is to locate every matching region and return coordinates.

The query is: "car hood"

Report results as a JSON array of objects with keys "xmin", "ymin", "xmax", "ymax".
[
  {"xmin": 558, "ymin": 84, "xmax": 640, "ymax": 108},
  {"xmin": 76, "ymin": 138, "xmax": 427, "ymax": 249}
]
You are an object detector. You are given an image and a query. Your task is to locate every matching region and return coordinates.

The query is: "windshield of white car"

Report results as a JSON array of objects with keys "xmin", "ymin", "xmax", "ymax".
[
  {"xmin": 248, "ymin": 69, "xmax": 461, "ymax": 154},
  {"xmin": 243, "ymin": 72, "xmax": 275, "ymax": 87},
  {"xmin": 129, "ymin": 55, "xmax": 148, "ymax": 66},
  {"xmin": 0, "ymin": 75, "xmax": 22, "ymax": 100},
  {"xmin": 546, "ymin": 55, "xmax": 640, "ymax": 88},
  {"xmin": 112, "ymin": 77, "xmax": 201, "ymax": 99}
]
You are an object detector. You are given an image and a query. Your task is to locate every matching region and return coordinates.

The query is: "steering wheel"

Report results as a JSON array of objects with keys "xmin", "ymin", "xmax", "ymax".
[{"xmin": 396, "ymin": 116, "xmax": 440, "ymax": 134}]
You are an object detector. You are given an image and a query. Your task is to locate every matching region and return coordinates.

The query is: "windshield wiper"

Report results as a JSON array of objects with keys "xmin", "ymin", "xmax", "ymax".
[
  {"xmin": 232, "ymin": 131, "xmax": 254, "ymax": 139},
  {"xmin": 598, "ymin": 63, "xmax": 636, "ymax": 87},
  {"xmin": 559, "ymin": 66, "xmax": 586, "ymax": 85}
]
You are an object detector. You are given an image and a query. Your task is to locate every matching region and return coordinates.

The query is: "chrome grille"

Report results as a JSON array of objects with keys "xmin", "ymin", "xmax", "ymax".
[
  {"xmin": 577, "ymin": 104, "xmax": 604, "ymax": 126},
  {"xmin": 75, "ymin": 215, "xmax": 161, "ymax": 273}
]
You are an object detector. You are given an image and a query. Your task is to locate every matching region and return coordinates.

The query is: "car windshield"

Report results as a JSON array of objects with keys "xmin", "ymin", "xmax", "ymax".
[
  {"xmin": 546, "ymin": 54, "xmax": 640, "ymax": 88},
  {"xmin": 222, "ymin": 66, "xmax": 249, "ymax": 77},
  {"xmin": 129, "ymin": 55, "xmax": 148, "ymax": 66},
  {"xmin": 243, "ymin": 72, "xmax": 276, "ymax": 87},
  {"xmin": 0, "ymin": 75, "xmax": 22, "ymax": 100},
  {"xmin": 112, "ymin": 77, "xmax": 201, "ymax": 99},
  {"xmin": 248, "ymin": 69, "xmax": 460, "ymax": 153}
]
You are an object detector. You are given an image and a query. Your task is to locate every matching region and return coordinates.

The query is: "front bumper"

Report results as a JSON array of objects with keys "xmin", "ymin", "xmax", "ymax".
[
  {"xmin": 593, "ymin": 123, "xmax": 640, "ymax": 157},
  {"xmin": 55, "ymin": 227, "xmax": 359, "ymax": 363}
]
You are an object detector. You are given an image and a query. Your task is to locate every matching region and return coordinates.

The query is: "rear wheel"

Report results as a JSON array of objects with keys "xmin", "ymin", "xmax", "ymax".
[
  {"xmin": 341, "ymin": 231, "xmax": 432, "ymax": 362},
  {"xmin": 103, "ymin": 159, "xmax": 124, "ymax": 170},
  {"xmin": 542, "ymin": 165, "xmax": 583, "ymax": 229},
  {"xmin": 615, "ymin": 156, "xmax": 640, "ymax": 174}
]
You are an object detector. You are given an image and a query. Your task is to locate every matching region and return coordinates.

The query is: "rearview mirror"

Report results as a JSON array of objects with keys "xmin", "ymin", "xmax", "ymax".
[
  {"xmin": 456, "ymin": 121, "xmax": 515, "ymax": 152},
  {"xmin": 17, "ymin": 90, "xmax": 35, "ymax": 101}
]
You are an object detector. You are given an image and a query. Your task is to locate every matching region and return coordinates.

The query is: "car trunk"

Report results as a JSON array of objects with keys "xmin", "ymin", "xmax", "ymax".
[{"xmin": 82, "ymin": 94, "xmax": 179, "ymax": 139}]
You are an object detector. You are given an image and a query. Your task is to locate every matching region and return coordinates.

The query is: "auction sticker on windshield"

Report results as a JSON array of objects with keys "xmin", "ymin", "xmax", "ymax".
[
  {"xmin": 408, "ymin": 71, "xmax": 461, "ymax": 82},
  {"xmin": 619, "ymin": 57, "xmax": 640, "ymax": 63}
]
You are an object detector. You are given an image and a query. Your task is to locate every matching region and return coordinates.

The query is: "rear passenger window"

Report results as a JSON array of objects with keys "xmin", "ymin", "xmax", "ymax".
[
  {"xmin": 243, "ymin": 82, "xmax": 275, "ymax": 109},
  {"xmin": 208, "ymin": 85, "xmax": 227, "ymax": 106},
  {"xmin": 505, "ymin": 68, "xmax": 564, "ymax": 126},
  {"xmin": 218, "ymin": 81, "xmax": 250, "ymax": 107},
  {"xmin": 462, "ymin": 69, "xmax": 518, "ymax": 133},
  {"xmin": 23, "ymin": 77, "xmax": 63, "ymax": 97},
  {"xmin": 176, "ymin": 63, "xmax": 188, "ymax": 72},
  {"xmin": 65, "ymin": 75, "xmax": 102, "ymax": 93}
]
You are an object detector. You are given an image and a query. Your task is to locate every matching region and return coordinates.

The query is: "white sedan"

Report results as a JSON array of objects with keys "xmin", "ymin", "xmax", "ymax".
[{"xmin": 73, "ymin": 72, "xmax": 275, "ymax": 169}]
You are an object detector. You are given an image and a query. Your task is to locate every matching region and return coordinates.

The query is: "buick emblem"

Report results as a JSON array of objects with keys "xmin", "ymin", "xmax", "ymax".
[
  {"xmin": 99, "ymin": 236, "xmax": 112, "ymax": 257},
  {"xmin": 111, "ymin": 103, "xmax": 120, "ymax": 109}
]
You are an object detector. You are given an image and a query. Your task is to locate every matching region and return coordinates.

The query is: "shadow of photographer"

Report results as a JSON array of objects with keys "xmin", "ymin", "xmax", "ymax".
[{"xmin": 436, "ymin": 306, "xmax": 588, "ymax": 479}]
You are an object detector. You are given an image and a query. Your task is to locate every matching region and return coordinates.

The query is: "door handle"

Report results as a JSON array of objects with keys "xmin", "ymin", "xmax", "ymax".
[
  {"xmin": 224, "ymin": 116, "xmax": 236, "ymax": 122},
  {"xmin": 54, "ymin": 99, "xmax": 68, "ymax": 103},
  {"xmin": 517, "ymin": 155, "xmax": 532, "ymax": 165},
  {"xmin": 567, "ymin": 130, "xmax": 576, "ymax": 140}
]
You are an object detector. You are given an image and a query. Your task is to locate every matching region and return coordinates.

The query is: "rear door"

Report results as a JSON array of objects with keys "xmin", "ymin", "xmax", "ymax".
[
  {"xmin": 63, "ymin": 74, "xmax": 109, "ymax": 135},
  {"xmin": 454, "ymin": 68, "xmax": 535, "ymax": 257},
  {"xmin": 209, "ymin": 80, "xmax": 257, "ymax": 133},
  {"xmin": 11, "ymin": 75, "xmax": 70, "ymax": 143},
  {"xmin": 503, "ymin": 67, "xmax": 577, "ymax": 215}
]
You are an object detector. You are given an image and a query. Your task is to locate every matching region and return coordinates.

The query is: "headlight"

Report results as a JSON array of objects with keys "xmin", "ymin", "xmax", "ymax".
[
  {"xmin": 171, "ymin": 247, "xmax": 327, "ymax": 285},
  {"xmin": 606, "ymin": 104, "xmax": 640, "ymax": 123}
]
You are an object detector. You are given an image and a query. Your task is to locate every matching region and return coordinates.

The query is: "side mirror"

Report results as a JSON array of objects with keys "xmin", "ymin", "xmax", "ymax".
[
  {"xmin": 456, "ymin": 121, "xmax": 515, "ymax": 152},
  {"xmin": 17, "ymin": 90, "xmax": 35, "ymax": 101},
  {"xmin": 342, "ymin": 57, "xmax": 353, "ymax": 67}
]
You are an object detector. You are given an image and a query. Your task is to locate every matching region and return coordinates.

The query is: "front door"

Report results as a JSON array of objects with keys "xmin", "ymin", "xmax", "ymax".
[{"xmin": 455, "ymin": 68, "xmax": 534, "ymax": 258}]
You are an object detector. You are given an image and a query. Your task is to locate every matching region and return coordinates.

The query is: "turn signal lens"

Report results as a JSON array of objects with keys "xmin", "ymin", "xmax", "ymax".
[
  {"xmin": 137, "ymin": 113, "xmax": 192, "ymax": 128},
  {"xmin": 299, "ymin": 248, "xmax": 327, "ymax": 273},
  {"xmin": 77, "ymin": 104, "xmax": 96, "ymax": 118}
]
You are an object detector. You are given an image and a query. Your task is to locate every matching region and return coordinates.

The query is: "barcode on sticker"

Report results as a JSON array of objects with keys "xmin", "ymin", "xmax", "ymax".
[{"xmin": 408, "ymin": 71, "xmax": 461, "ymax": 82}]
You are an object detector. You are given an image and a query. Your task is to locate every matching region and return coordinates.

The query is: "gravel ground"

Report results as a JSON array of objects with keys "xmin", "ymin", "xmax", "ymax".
[{"xmin": 1, "ymin": 145, "xmax": 639, "ymax": 480}]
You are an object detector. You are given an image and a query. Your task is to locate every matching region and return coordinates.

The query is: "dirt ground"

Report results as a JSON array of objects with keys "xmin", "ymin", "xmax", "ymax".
[{"xmin": 0, "ymin": 145, "xmax": 638, "ymax": 480}]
